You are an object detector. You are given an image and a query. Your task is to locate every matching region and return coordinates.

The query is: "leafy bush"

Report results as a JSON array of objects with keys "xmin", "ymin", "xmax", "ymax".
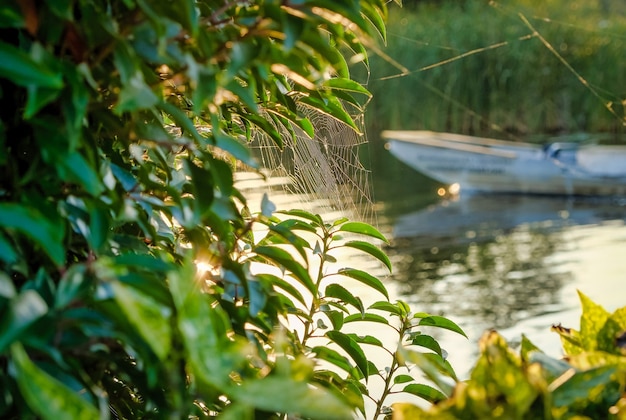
[
  {"xmin": 393, "ymin": 291, "xmax": 626, "ymax": 419},
  {"xmin": 0, "ymin": 0, "xmax": 468, "ymax": 419}
]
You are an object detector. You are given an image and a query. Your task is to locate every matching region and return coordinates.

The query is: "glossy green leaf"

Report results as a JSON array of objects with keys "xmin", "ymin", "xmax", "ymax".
[
  {"xmin": 326, "ymin": 309, "xmax": 345, "ymax": 330},
  {"xmin": 343, "ymin": 240, "xmax": 392, "ymax": 272},
  {"xmin": 326, "ymin": 330, "xmax": 369, "ymax": 378},
  {"xmin": 111, "ymin": 281, "xmax": 172, "ymax": 360},
  {"xmin": 276, "ymin": 209, "xmax": 323, "ymax": 226},
  {"xmin": 414, "ymin": 313, "xmax": 467, "ymax": 338},
  {"xmin": 325, "ymin": 283, "xmax": 364, "ymax": 314},
  {"xmin": 323, "ymin": 78, "xmax": 371, "ymax": 96},
  {"xmin": 254, "ymin": 245, "xmax": 315, "ymax": 294},
  {"xmin": 337, "ymin": 221, "xmax": 387, "ymax": 243},
  {"xmin": 312, "ymin": 346, "xmax": 358, "ymax": 376},
  {"xmin": 402, "ymin": 383, "xmax": 447, "ymax": 404},
  {"xmin": 349, "ymin": 334, "xmax": 383, "ymax": 347},
  {"xmin": 235, "ymin": 376, "xmax": 353, "ymax": 420},
  {"xmin": 0, "ymin": 41, "xmax": 63, "ymax": 89},
  {"xmin": 369, "ymin": 300, "xmax": 402, "ymax": 315},
  {"xmin": 0, "ymin": 290, "xmax": 48, "ymax": 352},
  {"xmin": 344, "ymin": 312, "xmax": 390, "ymax": 325},
  {"xmin": 394, "ymin": 374, "xmax": 414, "ymax": 384},
  {"xmin": 11, "ymin": 343, "xmax": 100, "ymax": 419},
  {"xmin": 336, "ymin": 268, "xmax": 389, "ymax": 300},
  {"xmin": 0, "ymin": 204, "xmax": 65, "ymax": 265},
  {"xmin": 257, "ymin": 273, "xmax": 307, "ymax": 306},
  {"xmin": 411, "ymin": 334, "xmax": 444, "ymax": 358}
]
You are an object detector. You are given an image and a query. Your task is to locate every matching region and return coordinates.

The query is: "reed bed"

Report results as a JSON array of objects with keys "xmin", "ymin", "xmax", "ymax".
[{"xmin": 363, "ymin": 0, "xmax": 626, "ymax": 142}]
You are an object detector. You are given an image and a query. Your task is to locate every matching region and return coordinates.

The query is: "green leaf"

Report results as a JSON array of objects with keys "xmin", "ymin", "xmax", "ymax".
[
  {"xmin": 254, "ymin": 245, "xmax": 315, "ymax": 294},
  {"xmin": 58, "ymin": 151, "xmax": 105, "ymax": 196},
  {"xmin": 578, "ymin": 290, "xmax": 609, "ymax": 351},
  {"xmin": 11, "ymin": 343, "xmax": 100, "ymax": 419},
  {"xmin": 402, "ymin": 383, "xmax": 447, "ymax": 404},
  {"xmin": 0, "ymin": 204, "xmax": 65, "ymax": 265},
  {"xmin": 312, "ymin": 346, "xmax": 358, "ymax": 376},
  {"xmin": 235, "ymin": 376, "xmax": 353, "ymax": 420},
  {"xmin": 257, "ymin": 273, "xmax": 307, "ymax": 306},
  {"xmin": 0, "ymin": 290, "xmax": 48, "ymax": 352},
  {"xmin": 324, "ymin": 309, "xmax": 345, "ymax": 330},
  {"xmin": 349, "ymin": 334, "xmax": 383, "ymax": 347},
  {"xmin": 411, "ymin": 334, "xmax": 444, "ymax": 358},
  {"xmin": 336, "ymin": 268, "xmax": 389, "ymax": 300},
  {"xmin": 337, "ymin": 221, "xmax": 387, "ymax": 243},
  {"xmin": 325, "ymin": 283, "xmax": 364, "ymax": 314},
  {"xmin": 394, "ymin": 374, "xmax": 414, "ymax": 384},
  {"xmin": 0, "ymin": 41, "xmax": 63, "ymax": 89},
  {"xmin": 323, "ymin": 78, "xmax": 371, "ymax": 96},
  {"xmin": 369, "ymin": 301, "xmax": 402, "ymax": 315},
  {"xmin": 398, "ymin": 348, "xmax": 457, "ymax": 396},
  {"xmin": 414, "ymin": 313, "xmax": 467, "ymax": 338},
  {"xmin": 111, "ymin": 281, "xmax": 172, "ymax": 360},
  {"xmin": 326, "ymin": 330, "xmax": 369, "ymax": 379},
  {"xmin": 276, "ymin": 209, "xmax": 324, "ymax": 226},
  {"xmin": 598, "ymin": 307, "xmax": 626, "ymax": 353},
  {"xmin": 343, "ymin": 240, "xmax": 392, "ymax": 272},
  {"xmin": 0, "ymin": 233, "xmax": 18, "ymax": 264},
  {"xmin": 344, "ymin": 312, "xmax": 390, "ymax": 326},
  {"xmin": 551, "ymin": 365, "xmax": 617, "ymax": 407}
]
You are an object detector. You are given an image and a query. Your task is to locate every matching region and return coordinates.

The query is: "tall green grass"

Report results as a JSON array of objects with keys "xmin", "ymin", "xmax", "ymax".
[{"xmin": 363, "ymin": 0, "xmax": 626, "ymax": 141}]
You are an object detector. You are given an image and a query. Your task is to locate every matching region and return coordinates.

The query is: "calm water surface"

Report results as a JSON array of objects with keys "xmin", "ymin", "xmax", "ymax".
[{"xmin": 373, "ymin": 175, "xmax": 626, "ymax": 378}]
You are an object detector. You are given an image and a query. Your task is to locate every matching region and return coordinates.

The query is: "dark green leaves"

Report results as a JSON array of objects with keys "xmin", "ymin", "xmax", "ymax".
[
  {"xmin": 0, "ymin": 42, "xmax": 63, "ymax": 89},
  {"xmin": 326, "ymin": 330, "xmax": 369, "ymax": 378},
  {"xmin": 0, "ymin": 204, "xmax": 65, "ymax": 265},
  {"xmin": 11, "ymin": 343, "xmax": 100, "ymax": 419}
]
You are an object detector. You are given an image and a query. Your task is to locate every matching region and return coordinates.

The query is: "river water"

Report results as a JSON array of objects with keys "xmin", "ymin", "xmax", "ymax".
[{"xmin": 375, "ymin": 187, "xmax": 626, "ymax": 378}]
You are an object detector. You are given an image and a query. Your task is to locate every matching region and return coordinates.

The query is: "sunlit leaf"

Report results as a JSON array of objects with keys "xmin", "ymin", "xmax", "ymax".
[
  {"xmin": 326, "ymin": 330, "xmax": 369, "ymax": 378},
  {"xmin": 336, "ymin": 268, "xmax": 389, "ymax": 300},
  {"xmin": 337, "ymin": 221, "xmax": 388, "ymax": 243},
  {"xmin": 411, "ymin": 334, "xmax": 444, "ymax": 358},
  {"xmin": 414, "ymin": 313, "xmax": 467, "ymax": 338},
  {"xmin": 402, "ymin": 383, "xmax": 447, "ymax": 404},
  {"xmin": 254, "ymin": 245, "xmax": 315, "ymax": 294},
  {"xmin": 325, "ymin": 283, "xmax": 364, "ymax": 314},
  {"xmin": 112, "ymin": 280, "xmax": 172, "ymax": 360},
  {"xmin": 578, "ymin": 290, "xmax": 609, "ymax": 351},
  {"xmin": 11, "ymin": 343, "xmax": 100, "ymax": 419},
  {"xmin": 394, "ymin": 374, "xmax": 414, "ymax": 384},
  {"xmin": 369, "ymin": 300, "xmax": 402, "ymax": 315},
  {"xmin": 343, "ymin": 240, "xmax": 392, "ymax": 272},
  {"xmin": 235, "ymin": 376, "xmax": 353, "ymax": 420},
  {"xmin": 344, "ymin": 312, "xmax": 390, "ymax": 326}
]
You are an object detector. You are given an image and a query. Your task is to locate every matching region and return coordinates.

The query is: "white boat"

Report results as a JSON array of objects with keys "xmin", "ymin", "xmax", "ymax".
[{"xmin": 382, "ymin": 130, "xmax": 626, "ymax": 196}]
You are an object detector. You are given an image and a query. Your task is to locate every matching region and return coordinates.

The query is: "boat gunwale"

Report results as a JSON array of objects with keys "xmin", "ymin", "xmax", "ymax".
[{"xmin": 382, "ymin": 130, "xmax": 521, "ymax": 159}]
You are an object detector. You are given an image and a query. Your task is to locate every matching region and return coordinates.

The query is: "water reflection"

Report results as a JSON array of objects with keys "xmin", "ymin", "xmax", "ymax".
[{"xmin": 381, "ymin": 193, "xmax": 626, "ymax": 375}]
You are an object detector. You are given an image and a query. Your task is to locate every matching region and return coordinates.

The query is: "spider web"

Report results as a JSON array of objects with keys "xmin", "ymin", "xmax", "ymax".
[{"xmin": 245, "ymin": 104, "xmax": 376, "ymax": 224}]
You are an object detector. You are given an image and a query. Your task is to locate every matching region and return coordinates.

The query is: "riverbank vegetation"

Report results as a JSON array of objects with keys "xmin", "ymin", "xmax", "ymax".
[{"xmin": 365, "ymin": 0, "xmax": 626, "ymax": 140}]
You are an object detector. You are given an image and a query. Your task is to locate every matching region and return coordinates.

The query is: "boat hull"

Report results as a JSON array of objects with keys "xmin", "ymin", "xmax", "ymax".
[{"xmin": 382, "ymin": 130, "xmax": 626, "ymax": 197}]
